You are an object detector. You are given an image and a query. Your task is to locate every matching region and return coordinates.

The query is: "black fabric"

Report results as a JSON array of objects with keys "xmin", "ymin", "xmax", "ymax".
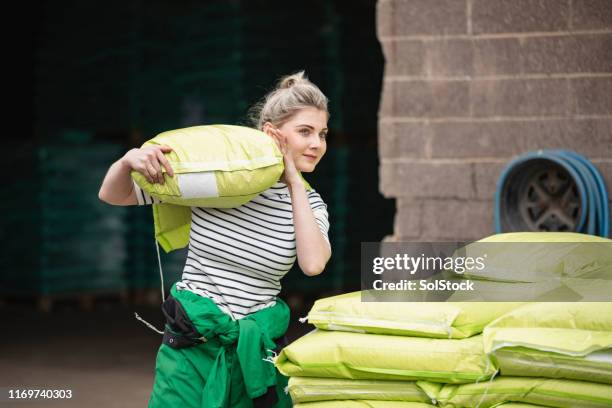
[
  {"xmin": 274, "ymin": 334, "xmax": 289, "ymax": 353},
  {"xmin": 161, "ymin": 294, "xmax": 205, "ymax": 349},
  {"xmin": 251, "ymin": 334, "xmax": 290, "ymax": 407},
  {"xmin": 252, "ymin": 385, "xmax": 277, "ymax": 408}
]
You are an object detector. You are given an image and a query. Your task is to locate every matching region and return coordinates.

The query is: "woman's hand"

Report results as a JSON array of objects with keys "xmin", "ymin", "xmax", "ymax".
[
  {"xmin": 122, "ymin": 145, "xmax": 174, "ymax": 184},
  {"xmin": 268, "ymin": 127, "xmax": 330, "ymax": 275},
  {"xmin": 270, "ymin": 128, "xmax": 302, "ymax": 185}
]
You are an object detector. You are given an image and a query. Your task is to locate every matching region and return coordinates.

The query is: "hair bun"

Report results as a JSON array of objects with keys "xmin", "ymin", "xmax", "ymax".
[
  {"xmin": 249, "ymin": 70, "xmax": 328, "ymax": 130},
  {"xmin": 279, "ymin": 70, "xmax": 306, "ymax": 89}
]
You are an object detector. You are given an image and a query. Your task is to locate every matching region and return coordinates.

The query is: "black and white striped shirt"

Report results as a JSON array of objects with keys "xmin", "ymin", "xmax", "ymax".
[{"xmin": 133, "ymin": 181, "xmax": 330, "ymax": 320}]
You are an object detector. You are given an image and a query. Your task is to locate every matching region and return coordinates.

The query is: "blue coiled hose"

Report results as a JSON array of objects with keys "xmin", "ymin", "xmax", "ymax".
[{"xmin": 494, "ymin": 150, "xmax": 610, "ymax": 238}]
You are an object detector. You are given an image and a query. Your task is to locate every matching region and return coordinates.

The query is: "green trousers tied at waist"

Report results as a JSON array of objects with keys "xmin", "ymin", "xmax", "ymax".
[{"xmin": 148, "ymin": 283, "xmax": 292, "ymax": 408}]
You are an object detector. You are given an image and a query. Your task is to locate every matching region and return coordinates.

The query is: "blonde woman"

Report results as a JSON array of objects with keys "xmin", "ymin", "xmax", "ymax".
[{"xmin": 99, "ymin": 71, "xmax": 331, "ymax": 407}]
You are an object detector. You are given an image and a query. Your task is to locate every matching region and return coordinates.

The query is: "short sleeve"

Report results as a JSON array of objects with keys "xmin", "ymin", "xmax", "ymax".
[
  {"xmin": 307, "ymin": 190, "xmax": 331, "ymax": 247},
  {"xmin": 132, "ymin": 180, "xmax": 163, "ymax": 206}
]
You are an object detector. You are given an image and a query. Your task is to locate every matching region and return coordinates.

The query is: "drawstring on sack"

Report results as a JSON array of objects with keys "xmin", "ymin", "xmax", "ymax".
[
  {"xmin": 262, "ymin": 348, "xmax": 279, "ymax": 364},
  {"xmin": 474, "ymin": 369, "xmax": 499, "ymax": 408},
  {"xmin": 155, "ymin": 239, "xmax": 165, "ymax": 302},
  {"xmin": 474, "ymin": 356, "xmax": 499, "ymax": 408},
  {"xmin": 134, "ymin": 312, "xmax": 164, "ymax": 335},
  {"xmin": 133, "ymin": 239, "xmax": 167, "ymax": 335}
]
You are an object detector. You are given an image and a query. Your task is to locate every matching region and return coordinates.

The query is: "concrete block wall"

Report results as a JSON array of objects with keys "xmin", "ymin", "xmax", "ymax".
[{"xmin": 377, "ymin": 0, "xmax": 612, "ymax": 241}]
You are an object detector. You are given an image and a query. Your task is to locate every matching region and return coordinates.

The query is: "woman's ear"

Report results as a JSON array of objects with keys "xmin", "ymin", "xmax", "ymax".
[{"xmin": 262, "ymin": 122, "xmax": 274, "ymax": 138}]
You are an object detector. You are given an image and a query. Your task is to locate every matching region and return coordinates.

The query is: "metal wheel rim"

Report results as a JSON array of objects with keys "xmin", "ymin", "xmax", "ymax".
[{"xmin": 518, "ymin": 167, "xmax": 581, "ymax": 231}]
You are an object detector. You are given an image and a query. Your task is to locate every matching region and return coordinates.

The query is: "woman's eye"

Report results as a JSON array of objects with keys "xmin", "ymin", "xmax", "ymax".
[
  {"xmin": 299, "ymin": 129, "xmax": 310, "ymax": 135},
  {"xmin": 320, "ymin": 133, "xmax": 327, "ymax": 140}
]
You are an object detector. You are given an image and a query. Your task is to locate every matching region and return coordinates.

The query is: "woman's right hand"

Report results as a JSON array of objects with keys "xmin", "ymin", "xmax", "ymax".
[{"xmin": 122, "ymin": 145, "xmax": 174, "ymax": 184}]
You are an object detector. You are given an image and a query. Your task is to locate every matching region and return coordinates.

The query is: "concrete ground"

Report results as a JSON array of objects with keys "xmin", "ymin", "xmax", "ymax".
[{"xmin": 0, "ymin": 296, "xmax": 314, "ymax": 407}]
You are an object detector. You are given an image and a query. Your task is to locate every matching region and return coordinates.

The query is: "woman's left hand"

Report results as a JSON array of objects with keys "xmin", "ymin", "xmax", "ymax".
[{"xmin": 270, "ymin": 128, "xmax": 302, "ymax": 185}]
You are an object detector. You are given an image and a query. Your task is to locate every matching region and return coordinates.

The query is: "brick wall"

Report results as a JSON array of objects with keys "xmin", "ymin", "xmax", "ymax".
[{"xmin": 377, "ymin": 0, "xmax": 612, "ymax": 241}]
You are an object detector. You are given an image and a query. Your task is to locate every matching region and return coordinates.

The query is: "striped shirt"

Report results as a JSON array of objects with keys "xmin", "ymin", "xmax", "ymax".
[{"xmin": 133, "ymin": 180, "xmax": 330, "ymax": 320}]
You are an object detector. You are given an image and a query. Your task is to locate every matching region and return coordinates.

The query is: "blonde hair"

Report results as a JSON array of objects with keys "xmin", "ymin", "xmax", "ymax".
[{"xmin": 249, "ymin": 71, "xmax": 329, "ymax": 130}]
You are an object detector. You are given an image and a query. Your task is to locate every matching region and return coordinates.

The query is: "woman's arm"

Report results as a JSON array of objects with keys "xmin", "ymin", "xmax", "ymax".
[
  {"xmin": 98, "ymin": 145, "xmax": 174, "ymax": 206},
  {"xmin": 288, "ymin": 180, "xmax": 332, "ymax": 276}
]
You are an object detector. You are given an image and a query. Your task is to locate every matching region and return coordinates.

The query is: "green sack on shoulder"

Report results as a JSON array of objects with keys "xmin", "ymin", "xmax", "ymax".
[
  {"xmin": 131, "ymin": 125, "xmax": 307, "ymax": 252},
  {"xmin": 131, "ymin": 125, "xmax": 284, "ymax": 207}
]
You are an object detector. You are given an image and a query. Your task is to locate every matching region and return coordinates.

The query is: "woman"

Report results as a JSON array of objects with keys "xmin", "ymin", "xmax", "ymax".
[{"xmin": 98, "ymin": 71, "xmax": 331, "ymax": 407}]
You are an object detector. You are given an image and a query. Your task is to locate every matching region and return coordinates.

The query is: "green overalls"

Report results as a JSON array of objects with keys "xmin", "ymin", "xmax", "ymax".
[{"xmin": 148, "ymin": 283, "xmax": 293, "ymax": 408}]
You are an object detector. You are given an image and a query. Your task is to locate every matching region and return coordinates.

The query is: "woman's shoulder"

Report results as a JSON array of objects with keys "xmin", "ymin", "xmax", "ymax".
[
  {"xmin": 306, "ymin": 188, "xmax": 327, "ymax": 211},
  {"xmin": 256, "ymin": 181, "xmax": 328, "ymax": 210}
]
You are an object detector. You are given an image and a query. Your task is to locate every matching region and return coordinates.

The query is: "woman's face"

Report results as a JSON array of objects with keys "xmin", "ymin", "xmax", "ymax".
[{"xmin": 275, "ymin": 107, "xmax": 328, "ymax": 172}]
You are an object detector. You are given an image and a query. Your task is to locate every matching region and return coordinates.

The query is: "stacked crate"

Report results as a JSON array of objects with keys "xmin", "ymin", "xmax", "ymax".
[
  {"xmin": 126, "ymin": 206, "xmax": 187, "ymax": 294},
  {"xmin": 0, "ymin": 143, "xmax": 42, "ymax": 296},
  {"xmin": 38, "ymin": 141, "xmax": 129, "ymax": 297},
  {"xmin": 1, "ymin": 138, "xmax": 133, "ymax": 304}
]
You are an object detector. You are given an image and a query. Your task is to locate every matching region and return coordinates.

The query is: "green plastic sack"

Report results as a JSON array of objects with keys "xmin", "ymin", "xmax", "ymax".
[
  {"xmin": 481, "ymin": 302, "xmax": 612, "ymax": 384},
  {"xmin": 130, "ymin": 125, "xmax": 313, "ymax": 252},
  {"xmin": 294, "ymin": 402, "xmax": 435, "ymax": 408},
  {"xmin": 443, "ymin": 278, "xmax": 583, "ymax": 302},
  {"xmin": 305, "ymin": 291, "xmax": 523, "ymax": 338},
  {"xmin": 460, "ymin": 232, "xmax": 612, "ymax": 283},
  {"xmin": 287, "ymin": 377, "xmax": 431, "ymax": 404},
  {"xmin": 430, "ymin": 377, "xmax": 612, "ymax": 408},
  {"xmin": 275, "ymin": 330, "xmax": 496, "ymax": 383},
  {"xmin": 493, "ymin": 346, "xmax": 612, "ymax": 384},
  {"xmin": 483, "ymin": 302, "xmax": 612, "ymax": 356},
  {"xmin": 131, "ymin": 125, "xmax": 283, "ymax": 252},
  {"xmin": 131, "ymin": 125, "xmax": 284, "ymax": 207}
]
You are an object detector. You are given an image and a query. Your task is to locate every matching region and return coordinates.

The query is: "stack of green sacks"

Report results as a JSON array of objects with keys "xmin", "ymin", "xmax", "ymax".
[
  {"xmin": 275, "ymin": 232, "xmax": 612, "ymax": 407},
  {"xmin": 432, "ymin": 301, "xmax": 612, "ymax": 408},
  {"xmin": 425, "ymin": 232, "xmax": 612, "ymax": 407},
  {"xmin": 275, "ymin": 291, "xmax": 521, "ymax": 407}
]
